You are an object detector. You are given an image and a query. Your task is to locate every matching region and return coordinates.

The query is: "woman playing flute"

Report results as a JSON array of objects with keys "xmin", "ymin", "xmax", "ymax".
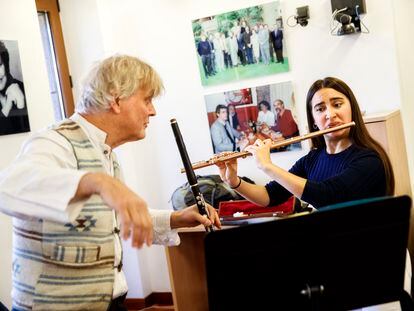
[{"xmin": 217, "ymin": 77, "xmax": 394, "ymax": 209}]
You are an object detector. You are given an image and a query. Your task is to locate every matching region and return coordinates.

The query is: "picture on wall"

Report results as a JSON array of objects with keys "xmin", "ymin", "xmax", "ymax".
[
  {"xmin": 0, "ymin": 39, "xmax": 30, "ymax": 136},
  {"xmin": 192, "ymin": 1, "xmax": 289, "ymax": 87},
  {"xmin": 205, "ymin": 81, "xmax": 300, "ymax": 154}
]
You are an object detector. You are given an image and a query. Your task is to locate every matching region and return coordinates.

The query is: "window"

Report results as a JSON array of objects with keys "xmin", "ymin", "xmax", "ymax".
[{"xmin": 36, "ymin": 0, "xmax": 74, "ymax": 120}]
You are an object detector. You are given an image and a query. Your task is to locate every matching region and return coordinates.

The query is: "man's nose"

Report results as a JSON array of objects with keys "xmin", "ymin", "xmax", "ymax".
[{"xmin": 148, "ymin": 102, "xmax": 156, "ymax": 116}]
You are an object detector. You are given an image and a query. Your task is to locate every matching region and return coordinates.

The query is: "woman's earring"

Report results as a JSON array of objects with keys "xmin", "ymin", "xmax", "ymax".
[{"xmin": 313, "ymin": 124, "xmax": 318, "ymax": 130}]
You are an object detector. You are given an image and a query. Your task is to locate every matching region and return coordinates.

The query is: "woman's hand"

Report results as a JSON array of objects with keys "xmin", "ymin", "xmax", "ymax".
[
  {"xmin": 245, "ymin": 139, "xmax": 273, "ymax": 171},
  {"xmin": 215, "ymin": 155, "xmax": 239, "ymax": 188}
]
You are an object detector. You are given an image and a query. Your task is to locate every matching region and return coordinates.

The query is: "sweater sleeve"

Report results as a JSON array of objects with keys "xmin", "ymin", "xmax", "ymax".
[
  {"xmin": 302, "ymin": 152, "xmax": 386, "ymax": 208},
  {"xmin": 264, "ymin": 156, "xmax": 308, "ymax": 206}
]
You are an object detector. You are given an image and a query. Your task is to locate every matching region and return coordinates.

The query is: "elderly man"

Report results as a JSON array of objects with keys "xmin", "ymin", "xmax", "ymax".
[
  {"xmin": 273, "ymin": 99, "xmax": 299, "ymax": 138},
  {"xmin": 0, "ymin": 55, "xmax": 220, "ymax": 310}
]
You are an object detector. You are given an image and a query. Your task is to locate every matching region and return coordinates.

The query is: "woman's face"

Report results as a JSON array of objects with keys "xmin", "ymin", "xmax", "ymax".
[
  {"xmin": 311, "ymin": 87, "xmax": 352, "ymax": 140},
  {"xmin": 0, "ymin": 57, "xmax": 7, "ymax": 91},
  {"xmin": 260, "ymin": 103, "xmax": 268, "ymax": 112}
]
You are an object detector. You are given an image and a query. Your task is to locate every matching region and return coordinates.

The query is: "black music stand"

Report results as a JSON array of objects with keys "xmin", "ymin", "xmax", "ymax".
[{"xmin": 204, "ymin": 195, "xmax": 412, "ymax": 311}]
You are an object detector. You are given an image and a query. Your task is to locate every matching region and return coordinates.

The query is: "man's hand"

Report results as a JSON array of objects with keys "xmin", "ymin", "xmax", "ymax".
[
  {"xmin": 170, "ymin": 204, "xmax": 221, "ymax": 230},
  {"xmin": 73, "ymin": 173, "xmax": 153, "ymax": 248},
  {"xmin": 237, "ymin": 136, "xmax": 249, "ymax": 151}
]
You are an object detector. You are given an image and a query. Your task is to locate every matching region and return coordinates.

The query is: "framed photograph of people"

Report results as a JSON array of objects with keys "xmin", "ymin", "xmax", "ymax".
[
  {"xmin": 0, "ymin": 39, "xmax": 30, "ymax": 136},
  {"xmin": 192, "ymin": 1, "xmax": 289, "ymax": 86},
  {"xmin": 204, "ymin": 81, "xmax": 300, "ymax": 154}
]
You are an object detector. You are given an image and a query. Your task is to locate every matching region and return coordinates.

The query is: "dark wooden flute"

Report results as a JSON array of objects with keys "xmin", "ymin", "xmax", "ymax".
[
  {"xmin": 170, "ymin": 119, "xmax": 214, "ymax": 232},
  {"xmin": 180, "ymin": 121, "xmax": 355, "ymax": 173}
]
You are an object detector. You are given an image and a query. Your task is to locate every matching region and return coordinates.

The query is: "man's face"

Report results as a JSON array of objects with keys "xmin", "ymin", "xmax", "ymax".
[
  {"xmin": 117, "ymin": 88, "xmax": 156, "ymax": 142},
  {"xmin": 274, "ymin": 101, "xmax": 283, "ymax": 114},
  {"xmin": 217, "ymin": 108, "xmax": 228, "ymax": 121},
  {"xmin": 0, "ymin": 58, "xmax": 7, "ymax": 91}
]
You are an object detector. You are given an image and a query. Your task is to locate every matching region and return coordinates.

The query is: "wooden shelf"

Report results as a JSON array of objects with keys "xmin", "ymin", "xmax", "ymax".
[{"xmin": 364, "ymin": 110, "xmax": 411, "ymax": 196}]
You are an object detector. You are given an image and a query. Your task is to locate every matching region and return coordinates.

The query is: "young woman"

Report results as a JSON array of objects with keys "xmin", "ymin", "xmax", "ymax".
[
  {"xmin": 218, "ymin": 77, "xmax": 394, "ymax": 208},
  {"xmin": 257, "ymin": 100, "xmax": 275, "ymax": 127}
]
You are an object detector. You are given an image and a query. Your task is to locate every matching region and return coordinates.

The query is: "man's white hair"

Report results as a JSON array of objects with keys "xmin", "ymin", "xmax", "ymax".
[{"xmin": 76, "ymin": 54, "xmax": 163, "ymax": 113}]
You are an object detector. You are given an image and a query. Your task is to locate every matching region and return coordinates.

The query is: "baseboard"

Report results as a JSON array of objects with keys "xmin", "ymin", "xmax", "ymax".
[{"xmin": 125, "ymin": 292, "xmax": 173, "ymax": 309}]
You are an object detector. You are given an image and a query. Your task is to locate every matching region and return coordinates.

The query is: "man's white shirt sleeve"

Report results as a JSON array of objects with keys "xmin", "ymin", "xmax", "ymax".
[
  {"xmin": 0, "ymin": 131, "xmax": 87, "ymax": 223},
  {"xmin": 0, "ymin": 128, "xmax": 180, "ymax": 245}
]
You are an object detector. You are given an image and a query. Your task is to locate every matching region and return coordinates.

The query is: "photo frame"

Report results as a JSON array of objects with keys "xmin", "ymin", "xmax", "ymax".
[
  {"xmin": 205, "ymin": 81, "xmax": 300, "ymax": 154},
  {"xmin": 0, "ymin": 39, "xmax": 30, "ymax": 136},
  {"xmin": 192, "ymin": 1, "xmax": 289, "ymax": 86}
]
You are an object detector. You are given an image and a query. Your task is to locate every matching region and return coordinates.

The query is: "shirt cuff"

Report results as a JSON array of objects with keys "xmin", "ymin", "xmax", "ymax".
[
  {"xmin": 150, "ymin": 209, "xmax": 180, "ymax": 246},
  {"xmin": 150, "ymin": 209, "xmax": 172, "ymax": 230}
]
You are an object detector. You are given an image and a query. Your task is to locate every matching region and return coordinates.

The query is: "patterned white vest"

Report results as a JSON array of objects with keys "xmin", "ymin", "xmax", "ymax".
[{"xmin": 12, "ymin": 120, "xmax": 121, "ymax": 310}]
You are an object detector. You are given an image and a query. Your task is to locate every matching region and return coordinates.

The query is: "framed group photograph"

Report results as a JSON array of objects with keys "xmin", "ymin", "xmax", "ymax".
[
  {"xmin": 204, "ymin": 81, "xmax": 300, "ymax": 154},
  {"xmin": 0, "ymin": 39, "xmax": 30, "ymax": 136},
  {"xmin": 192, "ymin": 1, "xmax": 289, "ymax": 86}
]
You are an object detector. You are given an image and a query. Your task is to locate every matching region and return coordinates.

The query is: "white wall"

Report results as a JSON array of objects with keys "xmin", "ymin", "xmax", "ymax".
[
  {"xmin": 58, "ymin": 0, "xmax": 105, "ymax": 102},
  {"xmin": 0, "ymin": 0, "xmax": 55, "ymax": 308}
]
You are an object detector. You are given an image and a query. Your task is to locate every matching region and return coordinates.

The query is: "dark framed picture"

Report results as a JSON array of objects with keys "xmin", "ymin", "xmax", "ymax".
[
  {"xmin": 205, "ymin": 81, "xmax": 300, "ymax": 154},
  {"xmin": 0, "ymin": 39, "xmax": 30, "ymax": 136},
  {"xmin": 192, "ymin": 1, "xmax": 289, "ymax": 86}
]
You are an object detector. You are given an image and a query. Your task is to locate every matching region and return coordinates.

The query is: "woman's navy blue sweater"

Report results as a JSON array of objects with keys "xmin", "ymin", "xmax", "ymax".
[{"xmin": 265, "ymin": 144, "xmax": 386, "ymax": 208}]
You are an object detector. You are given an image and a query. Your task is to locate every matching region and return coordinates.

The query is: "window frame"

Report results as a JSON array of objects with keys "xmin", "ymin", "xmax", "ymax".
[{"xmin": 36, "ymin": 0, "xmax": 74, "ymax": 117}]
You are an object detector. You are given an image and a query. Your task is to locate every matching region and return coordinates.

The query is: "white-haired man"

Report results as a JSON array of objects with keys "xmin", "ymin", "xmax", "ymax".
[{"xmin": 0, "ymin": 55, "xmax": 220, "ymax": 310}]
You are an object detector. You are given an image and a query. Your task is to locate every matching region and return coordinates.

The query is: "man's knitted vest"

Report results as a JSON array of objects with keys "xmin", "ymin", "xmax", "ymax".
[{"xmin": 11, "ymin": 120, "xmax": 120, "ymax": 310}]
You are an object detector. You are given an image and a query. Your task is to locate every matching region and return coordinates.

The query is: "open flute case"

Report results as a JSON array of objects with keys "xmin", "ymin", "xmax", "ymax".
[{"xmin": 218, "ymin": 196, "xmax": 307, "ymax": 226}]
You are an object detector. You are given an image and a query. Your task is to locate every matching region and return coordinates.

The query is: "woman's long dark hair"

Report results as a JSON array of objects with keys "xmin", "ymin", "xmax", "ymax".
[{"xmin": 305, "ymin": 77, "xmax": 394, "ymax": 195}]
